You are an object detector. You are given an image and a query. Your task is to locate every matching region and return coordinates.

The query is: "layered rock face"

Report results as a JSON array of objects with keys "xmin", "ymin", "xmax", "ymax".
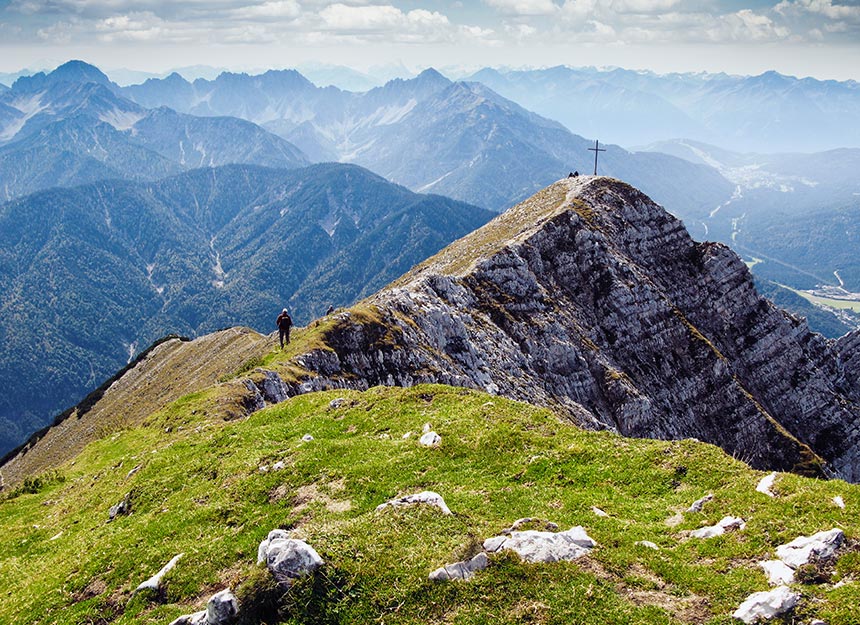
[{"xmin": 287, "ymin": 177, "xmax": 860, "ymax": 480}]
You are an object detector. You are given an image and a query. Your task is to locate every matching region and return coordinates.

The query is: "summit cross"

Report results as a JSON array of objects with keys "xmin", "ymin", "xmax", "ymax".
[{"xmin": 588, "ymin": 139, "xmax": 607, "ymax": 176}]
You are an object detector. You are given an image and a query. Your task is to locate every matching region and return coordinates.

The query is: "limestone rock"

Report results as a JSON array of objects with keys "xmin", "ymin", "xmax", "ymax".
[
  {"xmin": 169, "ymin": 610, "xmax": 207, "ymax": 625},
  {"xmin": 591, "ymin": 506, "xmax": 609, "ymax": 517},
  {"xmin": 690, "ymin": 516, "xmax": 745, "ymax": 539},
  {"xmin": 688, "ymin": 493, "xmax": 713, "ymax": 513},
  {"xmin": 257, "ymin": 529, "xmax": 291, "ymax": 564},
  {"xmin": 301, "ymin": 434, "xmax": 314, "ymax": 442},
  {"xmin": 261, "ymin": 536, "xmax": 324, "ymax": 583},
  {"xmin": 833, "ymin": 496, "xmax": 845, "ymax": 509},
  {"xmin": 775, "ymin": 529, "xmax": 844, "ymax": 569},
  {"xmin": 759, "ymin": 560, "xmax": 796, "ymax": 585},
  {"xmin": 732, "ymin": 586, "xmax": 799, "ymax": 624},
  {"xmin": 329, "ymin": 398, "xmax": 347, "ymax": 409},
  {"xmin": 419, "ymin": 431, "xmax": 441, "ymax": 446},
  {"xmin": 272, "ymin": 461, "xmax": 285, "ymax": 471},
  {"xmin": 376, "ymin": 491, "xmax": 452, "ymax": 515},
  {"xmin": 483, "ymin": 526, "xmax": 595, "ymax": 563},
  {"xmin": 108, "ymin": 493, "xmax": 131, "ymax": 521},
  {"xmin": 207, "ymin": 589, "xmax": 239, "ymax": 625},
  {"xmin": 429, "ymin": 552, "xmax": 489, "ymax": 581},
  {"xmin": 635, "ymin": 540, "xmax": 660, "ymax": 550},
  {"xmin": 136, "ymin": 553, "xmax": 183, "ymax": 593},
  {"xmin": 757, "ymin": 472, "xmax": 777, "ymax": 497}
]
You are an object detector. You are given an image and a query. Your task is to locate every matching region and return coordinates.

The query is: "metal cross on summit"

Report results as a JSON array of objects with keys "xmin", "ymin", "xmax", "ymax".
[{"xmin": 588, "ymin": 139, "xmax": 606, "ymax": 175}]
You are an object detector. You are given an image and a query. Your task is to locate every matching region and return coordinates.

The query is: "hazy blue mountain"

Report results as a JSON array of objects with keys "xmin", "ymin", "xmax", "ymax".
[
  {"xmin": 638, "ymin": 139, "xmax": 860, "ymax": 296},
  {"xmin": 468, "ymin": 66, "xmax": 860, "ymax": 153},
  {"xmin": 11, "ymin": 60, "xmax": 120, "ymax": 94},
  {"xmin": 0, "ymin": 163, "xmax": 492, "ymax": 456},
  {"xmin": 0, "ymin": 62, "xmax": 309, "ymax": 200},
  {"xmin": 123, "ymin": 66, "xmax": 735, "ymax": 215},
  {"xmin": 296, "ymin": 63, "xmax": 382, "ymax": 91}
]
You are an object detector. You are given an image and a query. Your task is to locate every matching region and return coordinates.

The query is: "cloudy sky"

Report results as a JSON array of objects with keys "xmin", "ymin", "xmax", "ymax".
[{"xmin": 1, "ymin": 0, "xmax": 858, "ymax": 80}]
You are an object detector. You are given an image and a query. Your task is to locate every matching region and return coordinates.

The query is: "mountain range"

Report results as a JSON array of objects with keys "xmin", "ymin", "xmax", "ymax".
[
  {"xmin": 0, "ymin": 163, "xmax": 491, "ymax": 457},
  {"xmin": 0, "ymin": 62, "xmax": 309, "ymax": 201},
  {"xmin": 470, "ymin": 66, "xmax": 860, "ymax": 153},
  {"xmin": 121, "ymin": 65, "xmax": 735, "ymax": 215}
]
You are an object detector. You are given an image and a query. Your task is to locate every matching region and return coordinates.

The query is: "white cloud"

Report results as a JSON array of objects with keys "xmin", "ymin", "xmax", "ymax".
[
  {"xmin": 318, "ymin": 4, "xmax": 452, "ymax": 31},
  {"xmin": 229, "ymin": 1, "xmax": 301, "ymax": 20},
  {"xmin": 609, "ymin": 0, "xmax": 681, "ymax": 14},
  {"xmin": 484, "ymin": 0, "xmax": 558, "ymax": 16},
  {"xmin": 776, "ymin": 0, "xmax": 860, "ymax": 21}
]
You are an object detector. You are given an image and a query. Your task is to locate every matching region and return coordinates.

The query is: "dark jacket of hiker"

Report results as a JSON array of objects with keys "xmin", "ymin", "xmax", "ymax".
[
  {"xmin": 276, "ymin": 311, "xmax": 292, "ymax": 331},
  {"xmin": 276, "ymin": 310, "xmax": 293, "ymax": 347}
]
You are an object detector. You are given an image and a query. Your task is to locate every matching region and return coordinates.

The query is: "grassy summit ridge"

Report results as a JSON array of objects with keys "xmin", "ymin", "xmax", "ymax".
[{"xmin": 1, "ymin": 384, "xmax": 857, "ymax": 625}]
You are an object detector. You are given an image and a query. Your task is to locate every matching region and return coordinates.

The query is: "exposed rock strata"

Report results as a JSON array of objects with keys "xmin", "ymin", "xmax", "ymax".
[{"xmin": 264, "ymin": 177, "xmax": 860, "ymax": 480}]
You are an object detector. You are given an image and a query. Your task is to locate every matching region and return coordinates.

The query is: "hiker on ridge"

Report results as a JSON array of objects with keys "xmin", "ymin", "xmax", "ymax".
[{"xmin": 276, "ymin": 308, "xmax": 293, "ymax": 348}]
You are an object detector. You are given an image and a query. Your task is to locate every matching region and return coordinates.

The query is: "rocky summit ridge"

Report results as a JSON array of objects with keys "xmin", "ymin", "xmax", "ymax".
[
  {"xmin": 4, "ymin": 176, "xmax": 859, "ymax": 486},
  {"xmin": 266, "ymin": 176, "xmax": 860, "ymax": 481}
]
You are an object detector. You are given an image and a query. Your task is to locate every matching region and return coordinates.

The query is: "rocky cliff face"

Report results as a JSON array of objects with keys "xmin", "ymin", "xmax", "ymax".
[{"xmin": 269, "ymin": 177, "xmax": 860, "ymax": 481}]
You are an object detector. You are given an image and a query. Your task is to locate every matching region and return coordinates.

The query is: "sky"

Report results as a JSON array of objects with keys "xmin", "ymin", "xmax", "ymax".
[{"xmin": 0, "ymin": 0, "xmax": 858, "ymax": 81}]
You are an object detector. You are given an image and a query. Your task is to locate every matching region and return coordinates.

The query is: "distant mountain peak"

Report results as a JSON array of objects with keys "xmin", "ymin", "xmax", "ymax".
[
  {"xmin": 415, "ymin": 67, "xmax": 448, "ymax": 82},
  {"xmin": 11, "ymin": 59, "xmax": 116, "ymax": 93},
  {"xmin": 50, "ymin": 60, "xmax": 112, "ymax": 85}
]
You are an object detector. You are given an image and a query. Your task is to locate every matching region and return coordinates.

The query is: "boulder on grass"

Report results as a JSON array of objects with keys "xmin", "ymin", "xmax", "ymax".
[
  {"xmin": 260, "ymin": 535, "xmax": 324, "ymax": 584},
  {"xmin": 732, "ymin": 586, "xmax": 799, "ymax": 624},
  {"xmin": 483, "ymin": 526, "xmax": 595, "ymax": 563},
  {"xmin": 775, "ymin": 529, "xmax": 844, "ymax": 569},
  {"xmin": 429, "ymin": 552, "xmax": 489, "ymax": 581}
]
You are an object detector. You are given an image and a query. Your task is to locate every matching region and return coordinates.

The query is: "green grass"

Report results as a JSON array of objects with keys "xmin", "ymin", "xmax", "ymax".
[{"xmin": 1, "ymin": 385, "xmax": 857, "ymax": 624}]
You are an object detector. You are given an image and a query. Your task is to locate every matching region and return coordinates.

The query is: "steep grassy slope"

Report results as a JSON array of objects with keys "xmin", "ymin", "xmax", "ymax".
[{"xmin": 1, "ymin": 384, "xmax": 858, "ymax": 625}]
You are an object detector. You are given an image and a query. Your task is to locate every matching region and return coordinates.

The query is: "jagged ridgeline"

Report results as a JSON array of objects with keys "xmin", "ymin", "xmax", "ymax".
[{"xmin": 1, "ymin": 177, "xmax": 859, "ymax": 625}]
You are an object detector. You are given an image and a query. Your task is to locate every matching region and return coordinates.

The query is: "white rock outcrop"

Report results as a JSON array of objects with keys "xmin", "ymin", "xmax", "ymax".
[
  {"xmin": 732, "ymin": 586, "xmax": 799, "ymax": 624},
  {"xmin": 258, "ymin": 533, "xmax": 324, "ymax": 584},
  {"xmin": 690, "ymin": 516, "xmax": 745, "ymax": 539},
  {"xmin": 169, "ymin": 611, "xmax": 207, "ymax": 625},
  {"xmin": 483, "ymin": 526, "xmax": 595, "ymax": 563},
  {"xmin": 429, "ymin": 552, "xmax": 489, "ymax": 581},
  {"xmin": 257, "ymin": 529, "xmax": 290, "ymax": 563},
  {"xmin": 759, "ymin": 560, "xmax": 796, "ymax": 585},
  {"xmin": 207, "ymin": 589, "xmax": 239, "ymax": 625},
  {"xmin": 419, "ymin": 431, "xmax": 441, "ymax": 446},
  {"xmin": 833, "ymin": 496, "xmax": 845, "ymax": 509},
  {"xmin": 635, "ymin": 540, "xmax": 660, "ymax": 551},
  {"xmin": 376, "ymin": 491, "xmax": 452, "ymax": 515},
  {"xmin": 136, "ymin": 553, "xmax": 183, "ymax": 593},
  {"xmin": 775, "ymin": 528, "xmax": 844, "ymax": 569},
  {"xmin": 169, "ymin": 588, "xmax": 238, "ymax": 625},
  {"xmin": 756, "ymin": 472, "xmax": 778, "ymax": 497},
  {"xmin": 688, "ymin": 494, "xmax": 713, "ymax": 513}
]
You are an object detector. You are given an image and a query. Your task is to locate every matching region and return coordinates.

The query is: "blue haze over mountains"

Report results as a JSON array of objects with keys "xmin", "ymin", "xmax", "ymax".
[{"xmin": 0, "ymin": 59, "xmax": 858, "ymax": 458}]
